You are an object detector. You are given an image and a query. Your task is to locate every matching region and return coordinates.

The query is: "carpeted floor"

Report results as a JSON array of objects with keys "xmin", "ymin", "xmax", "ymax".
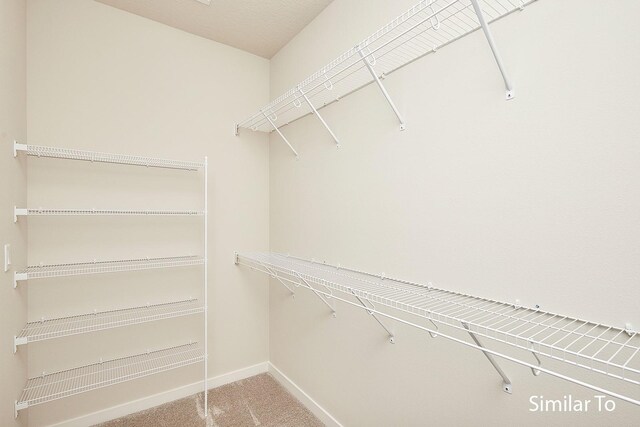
[{"xmin": 96, "ymin": 373, "xmax": 324, "ymax": 427}]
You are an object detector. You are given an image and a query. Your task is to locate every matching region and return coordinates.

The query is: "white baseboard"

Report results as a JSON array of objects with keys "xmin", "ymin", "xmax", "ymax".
[
  {"xmin": 49, "ymin": 361, "xmax": 269, "ymax": 427},
  {"xmin": 268, "ymin": 362, "xmax": 343, "ymax": 427}
]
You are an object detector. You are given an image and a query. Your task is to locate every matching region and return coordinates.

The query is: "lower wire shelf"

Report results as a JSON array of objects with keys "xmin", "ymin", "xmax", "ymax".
[
  {"xmin": 15, "ymin": 342, "xmax": 204, "ymax": 414},
  {"xmin": 236, "ymin": 252, "xmax": 640, "ymax": 406},
  {"xmin": 14, "ymin": 299, "xmax": 204, "ymax": 351}
]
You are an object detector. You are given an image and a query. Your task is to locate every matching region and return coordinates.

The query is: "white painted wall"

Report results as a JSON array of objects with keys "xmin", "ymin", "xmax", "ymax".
[
  {"xmin": 0, "ymin": 0, "xmax": 28, "ymax": 425},
  {"xmin": 268, "ymin": 0, "xmax": 640, "ymax": 425},
  {"xmin": 26, "ymin": 0, "xmax": 269, "ymax": 425}
]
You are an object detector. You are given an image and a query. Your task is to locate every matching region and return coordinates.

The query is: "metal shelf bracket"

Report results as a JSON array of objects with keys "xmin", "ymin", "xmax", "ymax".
[
  {"xmin": 13, "ymin": 336, "xmax": 27, "ymax": 354},
  {"xmin": 352, "ymin": 291, "xmax": 395, "ymax": 343},
  {"xmin": 262, "ymin": 110, "xmax": 299, "ymax": 158},
  {"xmin": 357, "ymin": 46, "xmax": 406, "ymax": 130},
  {"xmin": 297, "ymin": 86, "xmax": 341, "ymax": 148},
  {"xmin": 262, "ymin": 262, "xmax": 295, "ymax": 296},
  {"xmin": 13, "ymin": 271, "xmax": 26, "ymax": 289},
  {"xmin": 13, "ymin": 141, "xmax": 26, "ymax": 157},
  {"xmin": 470, "ymin": 0, "xmax": 515, "ymax": 100},
  {"xmin": 15, "ymin": 401, "xmax": 27, "ymax": 418},
  {"xmin": 462, "ymin": 322, "xmax": 512, "ymax": 394},
  {"xmin": 294, "ymin": 272, "xmax": 336, "ymax": 317}
]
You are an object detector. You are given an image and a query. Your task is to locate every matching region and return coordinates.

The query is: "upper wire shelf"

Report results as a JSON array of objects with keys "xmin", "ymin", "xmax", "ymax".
[
  {"xmin": 237, "ymin": 252, "xmax": 640, "ymax": 406},
  {"xmin": 14, "ymin": 299, "xmax": 204, "ymax": 351},
  {"xmin": 14, "ymin": 255, "xmax": 204, "ymax": 287},
  {"xmin": 15, "ymin": 342, "xmax": 203, "ymax": 412},
  {"xmin": 14, "ymin": 142, "xmax": 204, "ymax": 171},
  {"xmin": 236, "ymin": 0, "xmax": 534, "ymax": 135},
  {"xmin": 14, "ymin": 208, "xmax": 204, "ymax": 221}
]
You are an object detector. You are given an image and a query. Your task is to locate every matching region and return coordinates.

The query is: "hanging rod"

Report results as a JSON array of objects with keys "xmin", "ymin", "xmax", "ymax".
[
  {"xmin": 13, "ymin": 299, "xmax": 203, "ymax": 352},
  {"xmin": 15, "ymin": 342, "xmax": 204, "ymax": 416},
  {"xmin": 235, "ymin": 0, "xmax": 534, "ymax": 138},
  {"xmin": 236, "ymin": 252, "xmax": 640, "ymax": 406},
  {"xmin": 13, "ymin": 255, "xmax": 204, "ymax": 288},
  {"xmin": 14, "ymin": 141, "xmax": 204, "ymax": 171}
]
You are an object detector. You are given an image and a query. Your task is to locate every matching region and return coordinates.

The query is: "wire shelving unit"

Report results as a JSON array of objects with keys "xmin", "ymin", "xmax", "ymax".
[
  {"xmin": 14, "ymin": 299, "xmax": 204, "ymax": 351},
  {"xmin": 236, "ymin": 252, "xmax": 640, "ymax": 406},
  {"xmin": 15, "ymin": 342, "xmax": 204, "ymax": 414},
  {"xmin": 12, "ymin": 143, "xmax": 209, "ymax": 419},
  {"xmin": 235, "ymin": 0, "xmax": 537, "ymax": 156},
  {"xmin": 13, "ymin": 255, "xmax": 204, "ymax": 288}
]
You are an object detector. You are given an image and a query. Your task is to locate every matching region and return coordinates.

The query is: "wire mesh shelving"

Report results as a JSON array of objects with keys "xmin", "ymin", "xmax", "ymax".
[
  {"xmin": 14, "ymin": 299, "xmax": 204, "ymax": 351},
  {"xmin": 15, "ymin": 343, "xmax": 204, "ymax": 413},
  {"xmin": 236, "ymin": 252, "xmax": 640, "ymax": 406}
]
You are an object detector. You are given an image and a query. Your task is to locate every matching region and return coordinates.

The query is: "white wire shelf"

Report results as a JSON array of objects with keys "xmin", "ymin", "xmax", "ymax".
[
  {"xmin": 14, "ymin": 207, "xmax": 204, "ymax": 221},
  {"xmin": 14, "ymin": 299, "xmax": 203, "ymax": 350},
  {"xmin": 237, "ymin": 0, "xmax": 534, "ymax": 136},
  {"xmin": 15, "ymin": 342, "xmax": 204, "ymax": 412},
  {"xmin": 236, "ymin": 252, "xmax": 640, "ymax": 406},
  {"xmin": 14, "ymin": 255, "xmax": 205, "ymax": 287},
  {"xmin": 14, "ymin": 142, "xmax": 204, "ymax": 171}
]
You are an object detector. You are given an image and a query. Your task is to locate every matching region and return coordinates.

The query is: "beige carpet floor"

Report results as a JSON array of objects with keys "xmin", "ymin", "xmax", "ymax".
[{"xmin": 96, "ymin": 373, "xmax": 324, "ymax": 427}]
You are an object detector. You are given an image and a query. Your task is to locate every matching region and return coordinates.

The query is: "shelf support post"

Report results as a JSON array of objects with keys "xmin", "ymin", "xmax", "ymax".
[
  {"xmin": 357, "ymin": 46, "xmax": 406, "ymax": 130},
  {"xmin": 462, "ymin": 322, "xmax": 512, "ymax": 393},
  {"xmin": 352, "ymin": 291, "xmax": 395, "ymax": 343},
  {"xmin": 294, "ymin": 272, "xmax": 336, "ymax": 317},
  {"xmin": 297, "ymin": 87, "xmax": 341, "ymax": 147},
  {"xmin": 262, "ymin": 110, "xmax": 299, "ymax": 158},
  {"xmin": 469, "ymin": 0, "xmax": 515, "ymax": 100}
]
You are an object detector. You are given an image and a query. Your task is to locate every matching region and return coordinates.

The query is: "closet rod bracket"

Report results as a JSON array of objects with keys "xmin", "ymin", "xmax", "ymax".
[{"xmin": 462, "ymin": 322, "xmax": 512, "ymax": 394}]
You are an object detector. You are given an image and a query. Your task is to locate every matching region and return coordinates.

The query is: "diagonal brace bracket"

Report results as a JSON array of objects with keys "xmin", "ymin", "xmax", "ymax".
[
  {"xmin": 357, "ymin": 46, "xmax": 406, "ymax": 130},
  {"xmin": 470, "ymin": 0, "xmax": 515, "ymax": 100},
  {"xmin": 262, "ymin": 110, "xmax": 299, "ymax": 158},
  {"xmin": 294, "ymin": 272, "xmax": 336, "ymax": 317},
  {"xmin": 261, "ymin": 262, "xmax": 295, "ymax": 297},
  {"xmin": 352, "ymin": 291, "xmax": 395, "ymax": 343},
  {"xmin": 297, "ymin": 87, "xmax": 340, "ymax": 148},
  {"xmin": 462, "ymin": 322, "xmax": 512, "ymax": 393}
]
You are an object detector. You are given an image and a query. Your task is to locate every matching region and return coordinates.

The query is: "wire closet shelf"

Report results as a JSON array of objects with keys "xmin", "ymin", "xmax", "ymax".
[
  {"xmin": 15, "ymin": 343, "xmax": 204, "ymax": 412},
  {"xmin": 236, "ymin": 0, "xmax": 534, "ymax": 135},
  {"xmin": 14, "ymin": 255, "xmax": 204, "ymax": 287},
  {"xmin": 236, "ymin": 252, "xmax": 640, "ymax": 406},
  {"xmin": 14, "ymin": 142, "xmax": 204, "ymax": 171},
  {"xmin": 14, "ymin": 299, "xmax": 204, "ymax": 350},
  {"xmin": 14, "ymin": 208, "xmax": 204, "ymax": 218}
]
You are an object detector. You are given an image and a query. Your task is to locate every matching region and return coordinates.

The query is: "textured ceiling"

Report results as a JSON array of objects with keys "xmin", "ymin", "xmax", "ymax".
[{"xmin": 96, "ymin": 0, "xmax": 333, "ymax": 58}]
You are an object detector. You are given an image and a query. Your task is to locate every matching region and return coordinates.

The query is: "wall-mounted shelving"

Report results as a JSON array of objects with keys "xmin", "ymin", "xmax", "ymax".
[
  {"xmin": 14, "ymin": 141, "xmax": 204, "ymax": 171},
  {"xmin": 13, "ymin": 255, "xmax": 204, "ymax": 288},
  {"xmin": 14, "ymin": 299, "xmax": 204, "ymax": 351},
  {"xmin": 12, "ymin": 143, "xmax": 209, "ymax": 419},
  {"xmin": 14, "ymin": 342, "xmax": 204, "ymax": 416},
  {"xmin": 235, "ymin": 0, "xmax": 537, "ymax": 156},
  {"xmin": 14, "ymin": 207, "xmax": 204, "ymax": 221},
  {"xmin": 236, "ymin": 252, "xmax": 640, "ymax": 406}
]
